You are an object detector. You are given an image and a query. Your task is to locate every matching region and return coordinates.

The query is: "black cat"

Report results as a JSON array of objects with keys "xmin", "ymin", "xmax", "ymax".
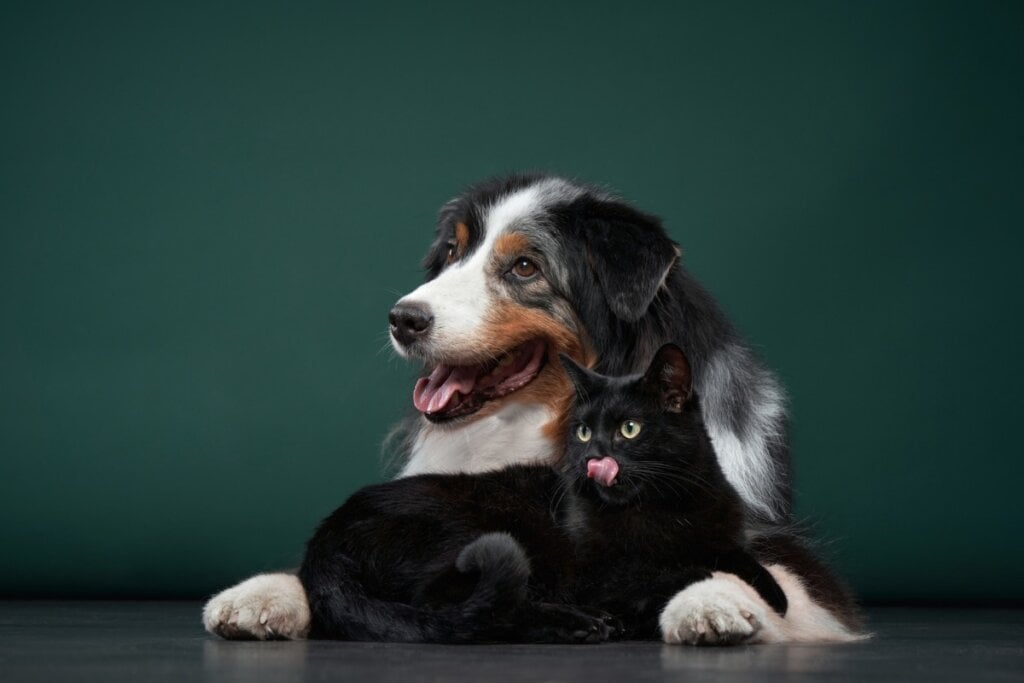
[{"xmin": 298, "ymin": 344, "xmax": 787, "ymax": 642}]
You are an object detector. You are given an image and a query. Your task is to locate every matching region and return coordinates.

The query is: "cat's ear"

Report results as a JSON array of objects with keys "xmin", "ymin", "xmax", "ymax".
[
  {"xmin": 559, "ymin": 353, "xmax": 599, "ymax": 399},
  {"xmin": 643, "ymin": 343, "xmax": 692, "ymax": 413}
]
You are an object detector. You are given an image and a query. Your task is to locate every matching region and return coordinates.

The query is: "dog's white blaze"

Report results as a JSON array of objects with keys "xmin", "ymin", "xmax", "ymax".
[
  {"xmin": 401, "ymin": 403, "xmax": 556, "ymax": 476},
  {"xmin": 393, "ymin": 186, "xmax": 543, "ymax": 356}
]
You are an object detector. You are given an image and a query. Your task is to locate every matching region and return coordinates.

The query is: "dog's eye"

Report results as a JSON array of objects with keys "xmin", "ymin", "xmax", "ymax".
[
  {"xmin": 620, "ymin": 420, "xmax": 642, "ymax": 439},
  {"xmin": 446, "ymin": 242, "xmax": 457, "ymax": 264},
  {"xmin": 511, "ymin": 258, "xmax": 538, "ymax": 279},
  {"xmin": 575, "ymin": 424, "xmax": 592, "ymax": 442}
]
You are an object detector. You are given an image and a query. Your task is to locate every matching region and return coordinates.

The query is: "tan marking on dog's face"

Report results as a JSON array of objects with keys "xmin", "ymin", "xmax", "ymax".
[
  {"xmin": 452, "ymin": 301, "xmax": 595, "ymax": 452},
  {"xmin": 493, "ymin": 232, "xmax": 531, "ymax": 262},
  {"xmin": 483, "ymin": 302, "xmax": 581, "ymax": 366},
  {"xmin": 447, "ymin": 222, "xmax": 471, "ymax": 264}
]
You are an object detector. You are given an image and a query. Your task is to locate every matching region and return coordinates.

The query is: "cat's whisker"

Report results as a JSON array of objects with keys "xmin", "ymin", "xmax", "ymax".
[
  {"xmin": 549, "ymin": 475, "xmax": 572, "ymax": 520},
  {"xmin": 625, "ymin": 463, "xmax": 720, "ymax": 500}
]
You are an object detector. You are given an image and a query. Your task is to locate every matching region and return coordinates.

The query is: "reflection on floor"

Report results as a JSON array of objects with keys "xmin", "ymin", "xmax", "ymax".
[{"xmin": 1, "ymin": 602, "xmax": 1021, "ymax": 683}]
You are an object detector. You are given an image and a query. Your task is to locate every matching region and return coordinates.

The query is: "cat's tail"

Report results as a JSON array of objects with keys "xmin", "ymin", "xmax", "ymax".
[
  {"xmin": 301, "ymin": 532, "xmax": 531, "ymax": 643},
  {"xmin": 454, "ymin": 531, "xmax": 531, "ymax": 611}
]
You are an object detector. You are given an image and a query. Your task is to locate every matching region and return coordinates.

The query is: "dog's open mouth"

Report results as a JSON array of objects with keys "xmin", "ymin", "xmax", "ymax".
[{"xmin": 412, "ymin": 339, "xmax": 548, "ymax": 422}]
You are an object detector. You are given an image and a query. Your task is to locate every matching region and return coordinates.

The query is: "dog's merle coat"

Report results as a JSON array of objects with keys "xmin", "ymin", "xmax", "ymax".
[
  {"xmin": 298, "ymin": 345, "xmax": 790, "ymax": 643},
  {"xmin": 399, "ymin": 174, "xmax": 789, "ymax": 523}
]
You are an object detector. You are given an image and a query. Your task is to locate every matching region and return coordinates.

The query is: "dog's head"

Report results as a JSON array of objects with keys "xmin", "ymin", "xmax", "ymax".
[{"xmin": 389, "ymin": 174, "xmax": 679, "ymax": 427}]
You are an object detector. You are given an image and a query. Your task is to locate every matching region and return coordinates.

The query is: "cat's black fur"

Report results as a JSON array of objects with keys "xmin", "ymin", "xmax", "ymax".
[{"xmin": 298, "ymin": 344, "xmax": 787, "ymax": 643}]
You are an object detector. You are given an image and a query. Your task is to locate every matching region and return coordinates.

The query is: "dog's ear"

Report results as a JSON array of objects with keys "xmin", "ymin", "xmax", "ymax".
[
  {"xmin": 559, "ymin": 353, "xmax": 600, "ymax": 399},
  {"xmin": 642, "ymin": 343, "xmax": 692, "ymax": 413},
  {"xmin": 560, "ymin": 196, "xmax": 678, "ymax": 322},
  {"xmin": 421, "ymin": 200, "xmax": 463, "ymax": 280}
]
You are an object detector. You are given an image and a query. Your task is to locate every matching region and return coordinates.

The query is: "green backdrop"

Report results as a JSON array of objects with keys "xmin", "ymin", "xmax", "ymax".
[{"xmin": 2, "ymin": 1, "xmax": 1022, "ymax": 602}]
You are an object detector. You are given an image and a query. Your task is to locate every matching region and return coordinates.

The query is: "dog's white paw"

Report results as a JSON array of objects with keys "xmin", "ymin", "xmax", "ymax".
[
  {"xmin": 203, "ymin": 573, "xmax": 311, "ymax": 640},
  {"xmin": 660, "ymin": 574, "xmax": 769, "ymax": 645}
]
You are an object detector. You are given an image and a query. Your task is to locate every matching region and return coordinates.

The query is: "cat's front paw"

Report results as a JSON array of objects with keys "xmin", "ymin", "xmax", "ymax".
[
  {"xmin": 202, "ymin": 573, "xmax": 310, "ymax": 640},
  {"xmin": 529, "ymin": 603, "xmax": 617, "ymax": 644},
  {"xmin": 659, "ymin": 575, "xmax": 768, "ymax": 645}
]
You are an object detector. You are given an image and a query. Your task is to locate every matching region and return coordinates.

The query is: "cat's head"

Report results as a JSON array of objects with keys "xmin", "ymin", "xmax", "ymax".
[{"xmin": 559, "ymin": 343, "xmax": 707, "ymax": 506}]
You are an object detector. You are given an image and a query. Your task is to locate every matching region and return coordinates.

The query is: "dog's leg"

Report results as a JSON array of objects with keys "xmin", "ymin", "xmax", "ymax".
[
  {"xmin": 203, "ymin": 573, "xmax": 310, "ymax": 640},
  {"xmin": 659, "ymin": 568, "xmax": 866, "ymax": 645}
]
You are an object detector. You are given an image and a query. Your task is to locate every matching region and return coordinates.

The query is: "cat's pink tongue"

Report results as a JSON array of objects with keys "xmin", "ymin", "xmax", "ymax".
[{"xmin": 587, "ymin": 457, "xmax": 619, "ymax": 487}]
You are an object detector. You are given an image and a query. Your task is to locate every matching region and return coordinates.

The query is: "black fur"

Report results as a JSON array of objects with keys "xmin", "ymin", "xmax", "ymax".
[
  {"xmin": 746, "ymin": 530, "xmax": 864, "ymax": 633},
  {"xmin": 299, "ymin": 466, "xmax": 615, "ymax": 643},
  {"xmin": 553, "ymin": 344, "xmax": 788, "ymax": 635},
  {"xmin": 406, "ymin": 174, "xmax": 791, "ymax": 522},
  {"xmin": 300, "ymin": 345, "xmax": 788, "ymax": 643}
]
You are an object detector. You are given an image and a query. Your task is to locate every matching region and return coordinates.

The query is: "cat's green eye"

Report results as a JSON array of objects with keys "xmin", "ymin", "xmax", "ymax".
[
  {"xmin": 620, "ymin": 420, "xmax": 642, "ymax": 439},
  {"xmin": 575, "ymin": 424, "xmax": 592, "ymax": 442}
]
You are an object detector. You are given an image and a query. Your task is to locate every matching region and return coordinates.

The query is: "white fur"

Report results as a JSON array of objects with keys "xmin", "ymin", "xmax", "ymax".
[
  {"xmin": 703, "ymin": 345, "xmax": 788, "ymax": 521},
  {"xmin": 707, "ymin": 426, "xmax": 778, "ymax": 521},
  {"xmin": 660, "ymin": 568, "xmax": 867, "ymax": 645},
  {"xmin": 203, "ymin": 573, "xmax": 310, "ymax": 640},
  {"xmin": 394, "ymin": 185, "xmax": 561, "ymax": 477},
  {"xmin": 402, "ymin": 403, "xmax": 556, "ymax": 475},
  {"xmin": 660, "ymin": 572, "xmax": 766, "ymax": 645},
  {"xmin": 391, "ymin": 186, "xmax": 543, "ymax": 359},
  {"xmin": 757, "ymin": 565, "xmax": 868, "ymax": 643}
]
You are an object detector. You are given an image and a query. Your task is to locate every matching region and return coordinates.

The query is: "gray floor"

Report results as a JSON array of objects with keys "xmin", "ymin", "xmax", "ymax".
[{"xmin": 0, "ymin": 602, "xmax": 1021, "ymax": 682}]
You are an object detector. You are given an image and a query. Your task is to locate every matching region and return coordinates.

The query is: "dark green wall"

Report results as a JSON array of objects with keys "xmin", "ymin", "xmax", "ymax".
[{"xmin": 2, "ymin": 1, "xmax": 1022, "ymax": 601}]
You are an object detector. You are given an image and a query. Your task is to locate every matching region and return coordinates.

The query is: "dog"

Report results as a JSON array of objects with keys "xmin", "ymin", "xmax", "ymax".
[{"xmin": 203, "ymin": 174, "xmax": 862, "ymax": 643}]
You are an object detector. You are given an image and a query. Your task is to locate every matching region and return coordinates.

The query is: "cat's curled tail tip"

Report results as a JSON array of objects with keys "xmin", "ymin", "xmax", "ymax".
[{"xmin": 456, "ymin": 532, "xmax": 531, "ymax": 604}]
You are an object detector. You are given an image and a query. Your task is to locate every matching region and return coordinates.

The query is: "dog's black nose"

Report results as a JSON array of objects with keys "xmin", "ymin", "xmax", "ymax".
[{"xmin": 389, "ymin": 302, "xmax": 434, "ymax": 346}]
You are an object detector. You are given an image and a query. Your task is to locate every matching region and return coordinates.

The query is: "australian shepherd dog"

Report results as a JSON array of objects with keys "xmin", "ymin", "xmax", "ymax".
[{"xmin": 203, "ymin": 174, "xmax": 862, "ymax": 644}]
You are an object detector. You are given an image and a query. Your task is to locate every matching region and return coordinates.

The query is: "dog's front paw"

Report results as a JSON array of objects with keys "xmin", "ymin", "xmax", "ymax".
[
  {"xmin": 659, "ymin": 576, "xmax": 767, "ymax": 645},
  {"xmin": 203, "ymin": 573, "xmax": 311, "ymax": 640}
]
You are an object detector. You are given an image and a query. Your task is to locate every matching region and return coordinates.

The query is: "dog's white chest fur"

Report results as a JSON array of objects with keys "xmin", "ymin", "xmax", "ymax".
[{"xmin": 401, "ymin": 403, "xmax": 556, "ymax": 476}]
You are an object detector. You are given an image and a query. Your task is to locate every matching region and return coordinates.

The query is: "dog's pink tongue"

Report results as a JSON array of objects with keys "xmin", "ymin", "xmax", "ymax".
[
  {"xmin": 587, "ymin": 457, "xmax": 620, "ymax": 487},
  {"xmin": 413, "ymin": 364, "xmax": 478, "ymax": 414}
]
